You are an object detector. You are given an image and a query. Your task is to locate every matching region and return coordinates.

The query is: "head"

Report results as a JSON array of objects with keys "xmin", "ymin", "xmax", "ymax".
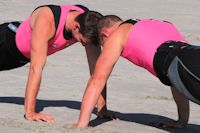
[
  {"xmin": 97, "ymin": 15, "xmax": 122, "ymax": 45},
  {"xmin": 72, "ymin": 11, "xmax": 103, "ymax": 46}
]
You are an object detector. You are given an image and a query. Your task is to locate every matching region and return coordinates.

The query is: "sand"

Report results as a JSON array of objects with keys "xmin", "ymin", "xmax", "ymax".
[{"xmin": 0, "ymin": 0, "xmax": 200, "ymax": 133}]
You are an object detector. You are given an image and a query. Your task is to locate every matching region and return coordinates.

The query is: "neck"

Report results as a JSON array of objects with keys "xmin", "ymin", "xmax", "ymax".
[
  {"xmin": 65, "ymin": 11, "xmax": 81, "ymax": 32},
  {"xmin": 114, "ymin": 21, "xmax": 123, "ymax": 28},
  {"xmin": 110, "ymin": 21, "xmax": 123, "ymax": 32}
]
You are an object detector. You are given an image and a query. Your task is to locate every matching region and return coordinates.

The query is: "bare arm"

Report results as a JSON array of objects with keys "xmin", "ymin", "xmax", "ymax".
[
  {"xmin": 84, "ymin": 43, "xmax": 107, "ymax": 116},
  {"xmin": 24, "ymin": 8, "xmax": 55, "ymax": 122},
  {"xmin": 75, "ymin": 29, "xmax": 125, "ymax": 128}
]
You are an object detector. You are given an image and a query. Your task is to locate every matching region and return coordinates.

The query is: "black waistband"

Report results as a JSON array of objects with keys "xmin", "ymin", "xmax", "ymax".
[
  {"xmin": 6, "ymin": 22, "xmax": 30, "ymax": 63},
  {"xmin": 153, "ymin": 41, "xmax": 189, "ymax": 86}
]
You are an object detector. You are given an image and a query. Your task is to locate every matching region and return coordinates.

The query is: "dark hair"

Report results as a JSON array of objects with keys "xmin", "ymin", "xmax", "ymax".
[
  {"xmin": 97, "ymin": 15, "xmax": 122, "ymax": 43},
  {"xmin": 75, "ymin": 11, "xmax": 103, "ymax": 45},
  {"xmin": 97, "ymin": 15, "xmax": 122, "ymax": 30}
]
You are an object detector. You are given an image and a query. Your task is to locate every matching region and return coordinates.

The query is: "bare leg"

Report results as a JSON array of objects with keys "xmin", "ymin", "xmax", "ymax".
[{"xmin": 157, "ymin": 86, "xmax": 189, "ymax": 128}]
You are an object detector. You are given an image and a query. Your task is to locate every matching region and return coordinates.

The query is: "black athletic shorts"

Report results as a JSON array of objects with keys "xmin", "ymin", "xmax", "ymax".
[
  {"xmin": 153, "ymin": 41, "xmax": 188, "ymax": 86},
  {"xmin": 177, "ymin": 45, "xmax": 200, "ymax": 102},
  {"xmin": 0, "ymin": 22, "xmax": 29, "ymax": 71},
  {"xmin": 154, "ymin": 41, "xmax": 200, "ymax": 104}
]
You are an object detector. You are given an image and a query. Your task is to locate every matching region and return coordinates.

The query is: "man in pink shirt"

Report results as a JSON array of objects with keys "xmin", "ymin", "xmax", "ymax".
[
  {"xmin": 0, "ymin": 4, "xmax": 111, "ymax": 122},
  {"xmin": 75, "ymin": 15, "xmax": 200, "ymax": 129}
]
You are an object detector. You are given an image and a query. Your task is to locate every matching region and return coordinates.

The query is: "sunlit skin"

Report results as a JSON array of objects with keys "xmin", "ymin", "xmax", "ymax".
[
  {"xmin": 74, "ymin": 20, "xmax": 189, "ymax": 128},
  {"xmin": 24, "ymin": 7, "xmax": 110, "ymax": 123}
]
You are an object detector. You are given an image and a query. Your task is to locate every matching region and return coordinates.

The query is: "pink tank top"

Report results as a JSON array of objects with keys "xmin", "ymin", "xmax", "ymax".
[
  {"xmin": 16, "ymin": 5, "xmax": 85, "ymax": 59},
  {"xmin": 121, "ymin": 19, "xmax": 187, "ymax": 76}
]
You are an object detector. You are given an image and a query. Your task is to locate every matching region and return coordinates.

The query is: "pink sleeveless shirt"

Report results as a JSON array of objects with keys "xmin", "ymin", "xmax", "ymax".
[
  {"xmin": 121, "ymin": 20, "xmax": 187, "ymax": 76},
  {"xmin": 16, "ymin": 5, "xmax": 85, "ymax": 59}
]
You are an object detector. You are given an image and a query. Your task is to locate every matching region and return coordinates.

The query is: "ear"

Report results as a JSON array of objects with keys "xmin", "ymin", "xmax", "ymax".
[
  {"xmin": 101, "ymin": 31, "xmax": 109, "ymax": 39},
  {"xmin": 99, "ymin": 32, "xmax": 108, "ymax": 44},
  {"xmin": 101, "ymin": 28, "xmax": 110, "ymax": 38},
  {"xmin": 73, "ymin": 22, "xmax": 80, "ymax": 33}
]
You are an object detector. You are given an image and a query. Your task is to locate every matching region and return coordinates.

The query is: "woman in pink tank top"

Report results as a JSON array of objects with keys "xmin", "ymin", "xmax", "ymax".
[
  {"xmin": 0, "ymin": 4, "xmax": 112, "ymax": 123},
  {"xmin": 74, "ymin": 15, "xmax": 200, "ymax": 129}
]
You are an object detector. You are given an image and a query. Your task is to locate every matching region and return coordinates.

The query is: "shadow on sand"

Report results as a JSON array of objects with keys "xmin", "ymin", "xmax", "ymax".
[{"xmin": 0, "ymin": 96, "xmax": 199, "ymax": 133}]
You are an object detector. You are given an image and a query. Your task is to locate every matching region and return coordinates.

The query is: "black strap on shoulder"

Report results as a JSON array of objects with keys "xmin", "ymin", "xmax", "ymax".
[
  {"xmin": 121, "ymin": 19, "xmax": 139, "ymax": 25},
  {"xmin": 33, "ymin": 5, "xmax": 61, "ymax": 31},
  {"xmin": 75, "ymin": 5, "xmax": 89, "ymax": 12},
  {"xmin": 33, "ymin": 5, "xmax": 46, "ymax": 12},
  {"xmin": 47, "ymin": 5, "xmax": 61, "ymax": 31},
  {"xmin": 63, "ymin": 29, "xmax": 72, "ymax": 40}
]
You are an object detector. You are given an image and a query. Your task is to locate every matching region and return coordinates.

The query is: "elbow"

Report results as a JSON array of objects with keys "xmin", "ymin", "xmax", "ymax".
[{"xmin": 29, "ymin": 63, "xmax": 45, "ymax": 75}]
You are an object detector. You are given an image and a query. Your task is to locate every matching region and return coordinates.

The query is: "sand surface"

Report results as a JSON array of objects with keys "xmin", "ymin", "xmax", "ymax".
[{"xmin": 0, "ymin": 0, "xmax": 200, "ymax": 133}]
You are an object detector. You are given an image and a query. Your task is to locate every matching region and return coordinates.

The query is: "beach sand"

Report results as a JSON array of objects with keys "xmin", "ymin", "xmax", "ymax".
[{"xmin": 0, "ymin": 0, "xmax": 200, "ymax": 133}]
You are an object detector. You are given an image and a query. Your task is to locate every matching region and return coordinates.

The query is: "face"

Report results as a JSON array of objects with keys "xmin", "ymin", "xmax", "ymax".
[
  {"xmin": 72, "ymin": 23, "xmax": 88, "ymax": 46},
  {"xmin": 73, "ymin": 32, "xmax": 88, "ymax": 46}
]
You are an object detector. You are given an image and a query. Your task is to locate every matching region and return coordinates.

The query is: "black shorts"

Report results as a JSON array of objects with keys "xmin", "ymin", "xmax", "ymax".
[
  {"xmin": 0, "ymin": 22, "xmax": 29, "ymax": 71},
  {"xmin": 154, "ymin": 41, "xmax": 200, "ymax": 104},
  {"xmin": 175, "ymin": 45, "xmax": 200, "ymax": 103},
  {"xmin": 153, "ymin": 41, "xmax": 188, "ymax": 86}
]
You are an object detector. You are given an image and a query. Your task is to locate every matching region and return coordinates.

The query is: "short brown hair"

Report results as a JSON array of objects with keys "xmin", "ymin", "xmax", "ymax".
[
  {"xmin": 97, "ymin": 15, "xmax": 122, "ymax": 30},
  {"xmin": 75, "ymin": 11, "xmax": 103, "ymax": 45},
  {"xmin": 97, "ymin": 15, "xmax": 122, "ymax": 43}
]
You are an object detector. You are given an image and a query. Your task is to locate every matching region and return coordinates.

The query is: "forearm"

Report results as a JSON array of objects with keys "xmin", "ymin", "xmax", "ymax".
[
  {"xmin": 77, "ymin": 43, "xmax": 120, "ymax": 127},
  {"xmin": 78, "ymin": 79, "xmax": 105, "ymax": 127},
  {"xmin": 84, "ymin": 44, "xmax": 107, "ymax": 114},
  {"xmin": 24, "ymin": 10, "xmax": 54, "ymax": 118},
  {"xmin": 24, "ymin": 67, "xmax": 42, "ymax": 115},
  {"xmin": 23, "ymin": 63, "xmax": 54, "ymax": 122},
  {"xmin": 97, "ymin": 84, "xmax": 107, "ymax": 113}
]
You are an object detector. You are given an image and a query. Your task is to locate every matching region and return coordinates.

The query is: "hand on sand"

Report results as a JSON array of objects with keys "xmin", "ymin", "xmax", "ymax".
[
  {"xmin": 155, "ymin": 120, "xmax": 187, "ymax": 128},
  {"xmin": 72, "ymin": 122, "xmax": 88, "ymax": 129},
  {"xmin": 24, "ymin": 112, "xmax": 54, "ymax": 122},
  {"xmin": 97, "ymin": 110, "xmax": 118, "ymax": 120}
]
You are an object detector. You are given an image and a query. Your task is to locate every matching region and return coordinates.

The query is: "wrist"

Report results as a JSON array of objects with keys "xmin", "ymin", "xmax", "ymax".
[
  {"xmin": 97, "ymin": 105, "xmax": 107, "ymax": 114},
  {"xmin": 25, "ymin": 111, "xmax": 36, "ymax": 117},
  {"xmin": 24, "ymin": 111, "xmax": 36, "ymax": 120},
  {"xmin": 24, "ymin": 105, "xmax": 36, "ymax": 116},
  {"xmin": 77, "ymin": 120, "xmax": 89, "ymax": 128},
  {"xmin": 24, "ymin": 99, "xmax": 36, "ymax": 114},
  {"xmin": 97, "ymin": 95, "xmax": 107, "ymax": 113},
  {"xmin": 77, "ymin": 112, "xmax": 91, "ymax": 128}
]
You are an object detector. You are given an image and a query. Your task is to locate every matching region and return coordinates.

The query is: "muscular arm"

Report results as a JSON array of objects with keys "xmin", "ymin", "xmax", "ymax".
[
  {"xmin": 24, "ymin": 8, "xmax": 55, "ymax": 122},
  {"xmin": 76, "ymin": 29, "xmax": 125, "ymax": 128},
  {"xmin": 84, "ymin": 43, "xmax": 107, "ymax": 116}
]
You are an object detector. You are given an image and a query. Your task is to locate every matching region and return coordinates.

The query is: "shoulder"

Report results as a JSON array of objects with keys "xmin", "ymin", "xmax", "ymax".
[
  {"xmin": 30, "ymin": 6, "xmax": 56, "ymax": 40},
  {"xmin": 30, "ymin": 6, "xmax": 54, "ymax": 29},
  {"xmin": 108, "ymin": 24, "xmax": 133, "ymax": 48}
]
